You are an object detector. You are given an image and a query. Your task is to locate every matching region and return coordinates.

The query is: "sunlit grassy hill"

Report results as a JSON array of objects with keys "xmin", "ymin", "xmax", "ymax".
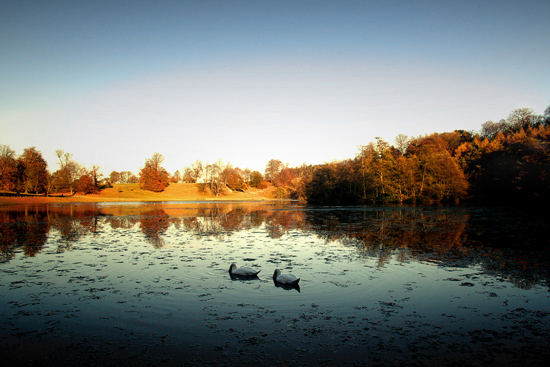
[
  {"xmin": 96, "ymin": 183, "xmax": 276, "ymax": 201},
  {"xmin": 0, "ymin": 183, "xmax": 277, "ymax": 205}
]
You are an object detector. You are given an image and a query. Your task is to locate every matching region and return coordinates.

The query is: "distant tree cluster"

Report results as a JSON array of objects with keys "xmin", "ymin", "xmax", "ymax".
[
  {"xmin": 177, "ymin": 159, "xmax": 259, "ymax": 196},
  {"xmin": 304, "ymin": 134, "xmax": 470, "ymax": 205},
  {"xmin": 0, "ymin": 146, "xmax": 49, "ymax": 194}
]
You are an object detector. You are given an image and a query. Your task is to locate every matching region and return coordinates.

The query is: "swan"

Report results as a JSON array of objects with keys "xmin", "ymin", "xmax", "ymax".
[
  {"xmin": 273, "ymin": 269, "xmax": 300, "ymax": 286},
  {"xmin": 229, "ymin": 263, "xmax": 260, "ymax": 278}
]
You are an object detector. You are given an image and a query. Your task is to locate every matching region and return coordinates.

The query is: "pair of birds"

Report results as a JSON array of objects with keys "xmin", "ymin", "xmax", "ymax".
[{"xmin": 228, "ymin": 263, "xmax": 300, "ymax": 286}]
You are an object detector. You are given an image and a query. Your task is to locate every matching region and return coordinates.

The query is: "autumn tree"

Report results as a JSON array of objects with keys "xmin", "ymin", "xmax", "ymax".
[
  {"xmin": 480, "ymin": 120, "xmax": 508, "ymax": 140},
  {"xmin": 171, "ymin": 170, "xmax": 181, "ymax": 183},
  {"xmin": 222, "ymin": 165, "xmax": 245, "ymax": 191},
  {"xmin": 394, "ymin": 134, "xmax": 409, "ymax": 156},
  {"xmin": 305, "ymin": 161, "xmax": 362, "ymax": 205},
  {"xmin": 77, "ymin": 173, "xmax": 95, "ymax": 194},
  {"xmin": 120, "ymin": 171, "xmax": 138, "ymax": 183},
  {"xmin": 89, "ymin": 165, "xmax": 103, "ymax": 188},
  {"xmin": 358, "ymin": 139, "xmax": 399, "ymax": 201},
  {"xmin": 205, "ymin": 160, "xmax": 224, "ymax": 196},
  {"xmin": 181, "ymin": 160, "xmax": 204, "ymax": 184},
  {"xmin": 391, "ymin": 155, "xmax": 420, "ymax": 202},
  {"xmin": 292, "ymin": 164, "xmax": 315, "ymax": 200},
  {"xmin": 305, "ymin": 164, "xmax": 338, "ymax": 205},
  {"xmin": 506, "ymin": 108, "xmax": 537, "ymax": 131},
  {"xmin": 110, "ymin": 171, "xmax": 121, "ymax": 184},
  {"xmin": 51, "ymin": 150, "xmax": 84, "ymax": 194},
  {"xmin": 265, "ymin": 159, "xmax": 284, "ymax": 183},
  {"xmin": 181, "ymin": 167, "xmax": 196, "ymax": 183},
  {"xmin": 17, "ymin": 147, "xmax": 48, "ymax": 194},
  {"xmin": 0, "ymin": 144, "xmax": 18, "ymax": 191},
  {"xmin": 417, "ymin": 149, "xmax": 469, "ymax": 201},
  {"xmin": 249, "ymin": 171, "xmax": 263, "ymax": 187},
  {"xmin": 463, "ymin": 122, "xmax": 550, "ymax": 204},
  {"xmin": 139, "ymin": 153, "xmax": 170, "ymax": 192},
  {"xmin": 242, "ymin": 168, "xmax": 252, "ymax": 184},
  {"xmin": 543, "ymin": 106, "xmax": 550, "ymax": 126}
]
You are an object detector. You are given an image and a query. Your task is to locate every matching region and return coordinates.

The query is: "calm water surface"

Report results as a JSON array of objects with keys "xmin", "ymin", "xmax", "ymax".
[{"xmin": 1, "ymin": 202, "xmax": 549, "ymax": 366}]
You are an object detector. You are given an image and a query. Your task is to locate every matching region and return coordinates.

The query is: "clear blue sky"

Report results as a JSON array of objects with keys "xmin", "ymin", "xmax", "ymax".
[{"xmin": 2, "ymin": 0, "xmax": 549, "ymax": 176}]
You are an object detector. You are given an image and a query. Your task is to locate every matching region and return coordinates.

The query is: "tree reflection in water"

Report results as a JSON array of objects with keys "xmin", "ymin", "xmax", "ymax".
[
  {"xmin": 139, "ymin": 210, "xmax": 170, "ymax": 248},
  {"xmin": 0, "ymin": 206, "xmax": 49, "ymax": 261},
  {"xmin": 1, "ymin": 203, "xmax": 549, "ymax": 289}
]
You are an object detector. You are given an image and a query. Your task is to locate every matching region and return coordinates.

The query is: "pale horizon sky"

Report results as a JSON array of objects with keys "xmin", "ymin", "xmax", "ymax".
[{"xmin": 2, "ymin": 0, "xmax": 549, "ymax": 176}]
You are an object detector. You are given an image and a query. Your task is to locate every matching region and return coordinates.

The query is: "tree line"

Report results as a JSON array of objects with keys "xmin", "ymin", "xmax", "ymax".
[
  {"xmin": 302, "ymin": 106, "xmax": 550, "ymax": 205},
  {"xmin": 2, "ymin": 105, "xmax": 549, "ymax": 204},
  {"xmin": 0, "ymin": 147, "xmax": 103, "ymax": 196},
  {"xmin": 134, "ymin": 153, "xmax": 285, "ymax": 195}
]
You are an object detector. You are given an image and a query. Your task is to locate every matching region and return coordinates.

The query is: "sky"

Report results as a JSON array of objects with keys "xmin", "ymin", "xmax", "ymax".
[{"xmin": 1, "ymin": 0, "xmax": 549, "ymax": 177}]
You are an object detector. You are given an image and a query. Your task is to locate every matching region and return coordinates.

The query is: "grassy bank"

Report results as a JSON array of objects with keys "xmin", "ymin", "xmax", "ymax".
[{"xmin": 0, "ymin": 183, "xmax": 277, "ymax": 205}]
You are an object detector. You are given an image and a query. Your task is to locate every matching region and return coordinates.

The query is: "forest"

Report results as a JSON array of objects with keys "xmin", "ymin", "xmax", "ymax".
[{"xmin": 1, "ymin": 106, "xmax": 549, "ymax": 206}]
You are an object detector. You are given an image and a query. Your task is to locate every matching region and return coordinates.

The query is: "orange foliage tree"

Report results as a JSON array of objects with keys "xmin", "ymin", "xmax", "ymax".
[
  {"xmin": 0, "ymin": 144, "xmax": 18, "ymax": 191},
  {"xmin": 18, "ymin": 147, "xmax": 49, "ymax": 194},
  {"xmin": 77, "ymin": 174, "xmax": 95, "ymax": 194},
  {"xmin": 139, "ymin": 153, "xmax": 170, "ymax": 192}
]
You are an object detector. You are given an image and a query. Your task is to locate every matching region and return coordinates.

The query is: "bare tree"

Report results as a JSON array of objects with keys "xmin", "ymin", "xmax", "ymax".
[
  {"xmin": 394, "ymin": 134, "xmax": 409, "ymax": 156},
  {"xmin": 181, "ymin": 167, "xmax": 196, "ymax": 183},
  {"xmin": 53, "ymin": 150, "xmax": 84, "ymax": 194},
  {"xmin": 507, "ymin": 108, "xmax": 536, "ymax": 131},
  {"xmin": 110, "ymin": 171, "xmax": 121, "ymax": 184},
  {"xmin": 90, "ymin": 165, "xmax": 103, "ymax": 188},
  {"xmin": 265, "ymin": 159, "xmax": 283, "ymax": 182},
  {"xmin": 191, "ymin": 160, "xmax": 204, "ymax": 183},
  {"xmin": 206, "ymin": 160, "xmax": 224, "ymax": 196},
  {"xmin": 172, "ymin": 170, "xmax": 181, "ymax": 183}
]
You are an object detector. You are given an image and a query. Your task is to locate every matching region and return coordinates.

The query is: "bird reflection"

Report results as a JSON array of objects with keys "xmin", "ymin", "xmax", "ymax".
[
  {"xmin": 273, "ymin": 280, "xmax": 301, "ymax": 293},
  {"xmin": 273, "ymin": 269, "xmax": 301, "ymax": 292}
]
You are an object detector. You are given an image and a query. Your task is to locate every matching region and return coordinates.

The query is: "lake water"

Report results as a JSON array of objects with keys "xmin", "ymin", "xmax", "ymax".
[{"xmin": 1, "ymin": 202, "xmax": 549, "ymax": 366}]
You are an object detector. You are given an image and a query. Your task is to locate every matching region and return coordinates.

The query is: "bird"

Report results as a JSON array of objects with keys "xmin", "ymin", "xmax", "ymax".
[
  {"xmin": 272, "ymin": 269, "xmax": 300, "ymax": 286},
  {"xmin": 228, "ymin": 263, "xmax": 261, "ymax": 279}
]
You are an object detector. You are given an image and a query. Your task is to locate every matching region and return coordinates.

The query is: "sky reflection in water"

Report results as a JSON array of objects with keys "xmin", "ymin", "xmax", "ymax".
[{"xmin": 1, "ymin": 203, "xmax": 549, "ymax": 366}]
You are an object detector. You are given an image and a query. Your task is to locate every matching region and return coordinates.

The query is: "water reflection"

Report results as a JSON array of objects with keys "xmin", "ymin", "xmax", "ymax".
[
  {"xmin": 1, "ymin": 202, "xmax": 549, "ymax": 366},
  {"xmin": 1, "ymin": 203, "xmax": 549, "ymax": 291}
]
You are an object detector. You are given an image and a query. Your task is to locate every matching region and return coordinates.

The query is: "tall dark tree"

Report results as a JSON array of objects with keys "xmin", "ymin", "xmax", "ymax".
[{"xmin": 89, "ymin": 165, "xmax": 103, "ymax": 188}]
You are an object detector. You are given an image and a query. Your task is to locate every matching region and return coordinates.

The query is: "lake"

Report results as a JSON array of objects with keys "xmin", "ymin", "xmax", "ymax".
[{"xmin": 1, "ymin": 202, "xmax": 549, "ymax": 366}]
